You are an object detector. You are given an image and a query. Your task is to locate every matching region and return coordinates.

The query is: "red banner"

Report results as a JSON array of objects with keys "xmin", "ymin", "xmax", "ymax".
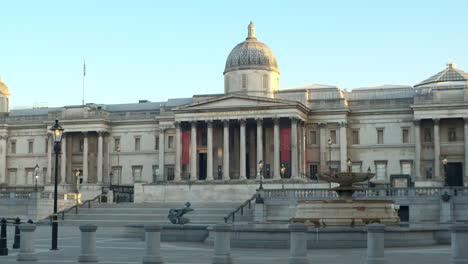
[
  {"xmin": 182, "ymin": 131, "xmax": 191, "ymax": 165},
  {"xmin": 281, "ymin": 128, "xmax": 291, "ymax": 162}
]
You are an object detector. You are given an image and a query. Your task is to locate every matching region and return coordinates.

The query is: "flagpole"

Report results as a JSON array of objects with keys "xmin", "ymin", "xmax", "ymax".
[{"xmin": 82, "ymin": 61, "xmax": 85, "ymax": 106}]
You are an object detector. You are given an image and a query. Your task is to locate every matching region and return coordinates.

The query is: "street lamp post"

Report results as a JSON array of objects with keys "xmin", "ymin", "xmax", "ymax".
[
  {"xmin": 50, "ymin": 120, "xmax": 63, "ymax": 250},
  {"xmin": 258, "ymin": 160, "xmax": 264, "ymax": 190},
  {"xmin": 346, "ymin": 158, "xmax": 352, "ymax": 173},
  {"xmin": 327, "ymin": 137, "xmax": 333, "ymax": 173},
  {"xmin": 442, "ymin": 156, "xmax": 448, "ymax": 187},
  {"xmin": 280, "ymin": 163, "xmax": 286, "ymax": 191},
  {"xmin": 34, "ymin": 164, "xmax": 39, "ymax": 191}
]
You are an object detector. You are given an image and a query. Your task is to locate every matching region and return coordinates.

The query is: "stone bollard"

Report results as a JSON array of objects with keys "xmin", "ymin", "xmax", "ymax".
[
  {"xmin": 211, "ymin": 224, "xmax": 233, "ymax": 264},
  {"xmin": 450, "ymin": 223, "xmax": 468, "ymax": 264},
  {"xmin": 288, "ymin": 223, "xmax": 310, "ymax": 264},
  {"xmin": 16, "ymin": 224, "xmax": 37, "ymax": 261},
  {"xmin": 78, "ymin": 224, "xmax": 98, "ymax": 262},
  {"xmin": 366, "ymin": 223, "xmax": 387, "ymax": 264},
  {"xmin": 142, "ymin": 225, "xmax": 164, "ymax": 264}
]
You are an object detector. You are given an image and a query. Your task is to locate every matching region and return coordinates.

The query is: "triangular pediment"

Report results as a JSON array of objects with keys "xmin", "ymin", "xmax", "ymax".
[{"xmin": 176, "ymin": 94, "xmax": 298, "ymax": 111}]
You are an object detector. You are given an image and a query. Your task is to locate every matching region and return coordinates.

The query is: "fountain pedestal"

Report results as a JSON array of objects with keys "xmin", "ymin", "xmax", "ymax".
[{"xmin": 290, "ymin": 172, "xmax": 400, "ymax": 227}]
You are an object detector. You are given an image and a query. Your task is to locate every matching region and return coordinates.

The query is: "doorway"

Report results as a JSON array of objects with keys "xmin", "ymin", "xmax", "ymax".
[
  {"xmin": 446, "ymin": 163, "xmax": 463, "ymax": 186},
  {"xmin": 198, "ymin": 153, "xmax": 207, "ymax": 180}
]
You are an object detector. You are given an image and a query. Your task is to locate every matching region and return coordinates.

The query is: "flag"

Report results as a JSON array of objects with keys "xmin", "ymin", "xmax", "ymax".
[{"xmin": 83, "ymin": 61, "xmax": 86, "ymax": 77}]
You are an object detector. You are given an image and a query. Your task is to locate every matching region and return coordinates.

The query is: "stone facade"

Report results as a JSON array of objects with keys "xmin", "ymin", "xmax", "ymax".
[{"xmin": 1, "ymin": 23, "xmax": 468, "ymax": 200}]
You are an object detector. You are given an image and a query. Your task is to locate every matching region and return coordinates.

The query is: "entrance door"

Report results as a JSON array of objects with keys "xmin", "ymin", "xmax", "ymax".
[
  {"xmin": 447, "ymin": 163, "xmax": 463, "ymax": 186},
  {"xmin": 199, "ymin": 153, "xmax": 207, "ymax": 180}
]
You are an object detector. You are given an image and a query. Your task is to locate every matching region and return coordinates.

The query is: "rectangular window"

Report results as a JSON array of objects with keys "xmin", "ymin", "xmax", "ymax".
[
  {"xmin": 309, "ymin": 164, "xmax": 318, "ymax": 180},
  {"xmin": 241, "ymin": 74, "xmax": 247, "ymax": 89},
  {"xmin": 134, "ymin": 137, "xmax": 141, "ymax": 152},
  {"xmin": 7, "ymin": 169, "xmax": 17, "ymax": 185},
  {"xmin": 28, "ymin": 140, "xmax": 34, "ymax": 154},
  {"xmin": 114, "ymin": 138, "xmax": 121, "ymax": 152},
  {"xmin": 155, "ymin": 136, "xmax": 159, "ymax": 151},
  {"xmin": 352, "ymin": 130, "xmax": 360, "ymax": 145},
  {"xmin": 401, "ymin": 162, "xmax": 412, "ymax": 176},
  {"xmin": 330, "ymin": 130, "xmax": 337, "ymax": 144},
  {"xmin": 352, "ymin": 163, "xmax": 362, "ymax": 173},
  {"xmin": 152, "ymin": 165, "xmax": 159, "ymax": 183},
  {"xmin": 308, "ymin": 131, "xmax": 317, "ymax": 145},
  {"xmin": 168, "ymin": 136, "xmax": 174, "ymax": 149},
  {"xmin": 425, "ymin": 166, "xmax": 433, "ymax": 179},
  {"xmin": 377, "ymin": 129, "xmax": 384, "ymax": 144},
  {"xmin": 424, "ymin": 128, "xmax": 432, "ymax": 142},
  {"xmin": 375, "ymin": 162, "xmax": 387, "ymax": 181},
  {"xmin": 167, "ymin": 166, "xmax": 175, "ymax": 181},
  {"xmin": 448, "ymin": 128, "xmax": 456, "ymax": 142},
  {"xmin": 111, "ymin": 167, "xmax": 122, "ymax": 185},
  {"xmin": 132, "ymin": 166, "xmax": 143, "ymax": 182},
  {"xmin": 330, "ymin": 163, "xmax": 340, "ymax": 173},
  {"xmin": 25, "ymin": 168, "xmax": 34, "ymax": 185},
  {"xmin": 10, "ymin": 141, "xmax": 16, "ymax": 154},
  {"xmin": 402, "ymin": 129, "xmax": 409, "ymax": 143}
]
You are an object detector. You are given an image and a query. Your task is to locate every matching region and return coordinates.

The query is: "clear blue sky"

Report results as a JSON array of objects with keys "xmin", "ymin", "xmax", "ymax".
[{"xmin": 1, "ymin": 0, "xmax": 467, "ymax": 108}]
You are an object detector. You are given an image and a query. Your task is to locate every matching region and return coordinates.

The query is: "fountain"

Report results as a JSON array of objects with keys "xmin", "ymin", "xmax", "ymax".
[{"xmin": 291, "ymin": 171, "xmax": 400, "ymax": 227}]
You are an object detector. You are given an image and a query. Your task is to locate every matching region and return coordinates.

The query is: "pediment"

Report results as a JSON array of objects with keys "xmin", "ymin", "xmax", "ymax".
[{"xmin": 176, "ymin": 95, "xmax": 296, "ymax": 112}]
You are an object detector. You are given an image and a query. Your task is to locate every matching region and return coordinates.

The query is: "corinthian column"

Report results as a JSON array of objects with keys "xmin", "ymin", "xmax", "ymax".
[
  {"xmin": 206, "ymin": 121, "xmax": 214, "ymax": 181},
  {"xmin": 0, "ymin": 136, "xmax": 7, "ymax": 184},
  {"xmin": 291, "ymin": 117, "xmax": 298, "ymax": 178},
  {"xmin": 190, "ymin": 121, "xmax": 197, "ymax": 180},
  {"xmin": 273, "ymin": 118, "xmax": 280, "ymax": 179},
  {"xmin": 256, "ymin": 119, "xmax": 263, "ymax": 178},
  {"xmin": 434, "ymin": 119, "xmax": 440, "ymax": 182},
  {"xmin": 60, "ymin": 133, "xmax": 67, "ymax": 184},
  {"xmin": 174, "ymin": 122, "xmax": 181, "ymax": 181},
  {"xmin": 82, "ymin": 133, "xmax": 88, "ymax": 183},
  {"xmin": 239, "ymin": 119, "xmax": 247, "ymax": 180},
  {"xmin": 339, "ymin": 122, "xmax": 347, "ymax": 172},
  {"xmin": 223, "ymin": 120, "xmax": 230, "ymax": 180},
  {"xmin": 414, "ymin": 120, "xmax": 421, "ymax": 180},
  {"xmin": 97, "ymin": 132, "xmax": 103, "ymax": 183}
]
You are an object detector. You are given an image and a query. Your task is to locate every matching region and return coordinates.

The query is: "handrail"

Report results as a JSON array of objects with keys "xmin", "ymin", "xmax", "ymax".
[
  {"xmin": 46, "ymin": 194, "xmax": 103, "ymax": 223},
  {"xmin": 224, "ymin": 193, "xmax": 257, "ymax": 224}
]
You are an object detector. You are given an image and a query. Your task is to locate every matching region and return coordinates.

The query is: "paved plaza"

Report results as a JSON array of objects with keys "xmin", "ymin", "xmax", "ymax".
[{"xmin": 0, "ymin": 225, "xmax": 453, "ymax": 264}]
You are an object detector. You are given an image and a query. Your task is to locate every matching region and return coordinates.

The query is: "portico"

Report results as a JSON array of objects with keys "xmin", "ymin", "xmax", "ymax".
[{"xmin": 172, "ymin": 95, "xmax": 308, "ymax": 182}]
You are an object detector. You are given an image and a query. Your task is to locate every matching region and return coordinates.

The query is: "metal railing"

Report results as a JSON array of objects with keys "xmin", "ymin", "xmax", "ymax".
[
  {"xmin": 224, "ymin": 194, "xmax": 257, "ymax": 224},
  {"xmin": 260, "ymin": 186, "xmax": 468, "ymax": 200},
  {"xmin": 47, "ymin": 194, "xmax": 103, "ymax": 223}
]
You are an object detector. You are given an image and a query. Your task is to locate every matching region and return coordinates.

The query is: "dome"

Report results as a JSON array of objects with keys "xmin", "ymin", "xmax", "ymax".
[
  {"xmin": 224, "ymin": 22, "xmax": 279, "ymax": 74},
  {"xmin": 414, "ymin": 62, "xmax": 468, "ymax": 87},
  {"xmin": 0, "ymin": 77, "xmax": 10, "ymax": 97}
]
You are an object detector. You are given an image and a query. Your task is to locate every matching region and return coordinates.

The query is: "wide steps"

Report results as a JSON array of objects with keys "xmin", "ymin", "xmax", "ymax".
[{"xmin": 58, "ymin": 202, "xmax": 254, "ymax": 226}]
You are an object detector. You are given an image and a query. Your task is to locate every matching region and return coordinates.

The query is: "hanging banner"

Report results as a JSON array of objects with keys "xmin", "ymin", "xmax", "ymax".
[
  {"xmin": 182, "ymin": 131, "xmax": 191, "ymax": 165},
  {"xmin": 281, "ymin": 128, "xmax": 291, "ymax": 162}
]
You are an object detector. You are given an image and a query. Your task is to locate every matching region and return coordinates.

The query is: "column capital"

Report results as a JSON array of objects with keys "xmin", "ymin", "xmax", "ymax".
[
  {"xmin": 190, "ymin": 121, "xmax": 197, "ymax": 126},
  {"xmin": 223, "ymin": 119, "xmax": 230, "ymax": 126},
  {"xmin": 207, "ymin": 120, "xmax": 213, "ymax": 128},
  {"xmin": 433, "ymin": 118, "xmax": 440, "ymax": 125},
  {"xmin": 256, "ymin": 118, "xmax": 263, "ymax": 125},
  {"xmin": 239, "ymin": 119, "xmax": 247, "ymax": 125},
  {"xmin": 0, "ymin": 135, "xmax": 8, "ymax": 140},
  {"xmin": 339, "ymin": 122, "xmax": 347, "ymax": 128},
  {"xmin": 174, "ymin": 121, "xmax": 181, "ymax": 128},
  {"xmin": 159, "ymin": 127, "xmax": 166, "ymax": 133},
  {"xmin": 82, "ymin": 132, "xmax": 88, "ymax": 138},
  {"xmin": 97, "ymin": 131, "xmax": 105, "ymax": 137},
  {"xmin": 273, "ymin": 118, "xmax": 280, "ymax": 125},
  {"xmin": 318, "ymin": 122, "xmax": 327, "ymax": 128},
  {"xmin": 413, "ymin": 119, "xmax": 421, "ymax": 126}
]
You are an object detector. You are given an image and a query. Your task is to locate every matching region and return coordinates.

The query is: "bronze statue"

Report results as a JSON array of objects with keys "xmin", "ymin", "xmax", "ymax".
[{"xmin": 168, "ymin": 202, "xmax": 194, "ymax": 225}]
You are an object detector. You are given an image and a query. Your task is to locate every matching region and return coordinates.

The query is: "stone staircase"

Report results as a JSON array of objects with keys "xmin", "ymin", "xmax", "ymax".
[{"xmin": 56, "ymin": 202, "xmax": 254, "ymax": 227}]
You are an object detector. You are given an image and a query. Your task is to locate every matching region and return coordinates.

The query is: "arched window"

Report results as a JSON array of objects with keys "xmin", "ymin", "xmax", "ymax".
[
  {"xmin": 262, "ymin": 74, "xmax": 268, "ymax": 90},
  {"xmin": 241, "ymin": 74, "xmax": 247, "ymax": 89}
]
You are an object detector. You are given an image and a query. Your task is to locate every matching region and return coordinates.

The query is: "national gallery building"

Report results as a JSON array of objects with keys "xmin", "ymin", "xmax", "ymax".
[{"xmin": 1, "ymin": 23, "xmax": 468, "ymax": 200}]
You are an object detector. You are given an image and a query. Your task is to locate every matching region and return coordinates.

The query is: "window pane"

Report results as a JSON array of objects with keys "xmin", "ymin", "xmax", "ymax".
[
  {"xmin": 402, "ymin": 163, "xmax": 411, "ymax": 175},
  {"xmin": 135, "ymin": 138, "xmax": 141, "ymax": 151},
  {"xmin": 376, "ymin": 163, "xmax": 386, "ymax": 180},
  {"xmin": 352, "ymin": 164, "xmax": 361, "ymax": 172},
  {"xmin": 309, "ymin": 131, "xmax": 317, "ymax": 144},
  {"xmin": 377, "ymin": 130, "xmax": 383, "ymax": 144},
  {"xmin": 402, "ymin": 129, "xmax": 409, "ymax": 143},
  {"xmin": 352, "ymin": 130, "xmax": 359, "ymax": 144}
]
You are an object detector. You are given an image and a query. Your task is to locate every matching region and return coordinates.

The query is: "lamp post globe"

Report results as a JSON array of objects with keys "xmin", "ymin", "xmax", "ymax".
[
  {"xmin": 346, "ymin": 158, "xmax": 352, "ymax": 172},
  {"xmin": 34, "ymin": 164, "xmax": 39, "ymax": 191},
  {"xmin": 49, "ymin": 120, "xmax": 63, "ymax": 250},
  {"xmin": 442, "ymin": 156, "xmax": 448, "ymax": 186},
  {"xmin": 280, "ymin": 163, "xmax": 286, "ymax": 191}
]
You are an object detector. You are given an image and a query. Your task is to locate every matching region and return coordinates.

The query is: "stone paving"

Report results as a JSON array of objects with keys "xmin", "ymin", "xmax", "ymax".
[{"xmin": 0, "ymin": 225, "xmax": 452, "ymax": 264}]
